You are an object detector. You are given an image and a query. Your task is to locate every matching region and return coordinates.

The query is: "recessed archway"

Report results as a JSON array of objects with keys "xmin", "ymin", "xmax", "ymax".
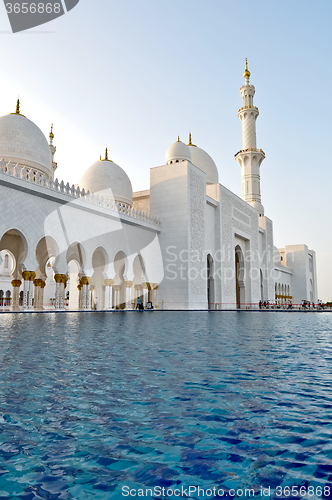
[
  {"xmin": 235, "ymin": 245, "xmax": 245, "ymax": 309},
  {"xmin": 207, "ymin": 254, "xmax": 215, "ymax": 309}
]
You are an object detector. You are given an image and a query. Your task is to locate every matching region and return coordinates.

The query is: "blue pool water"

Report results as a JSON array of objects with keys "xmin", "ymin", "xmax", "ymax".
[{"xmin": 0, "ymin": 312, "xmax": 332, "ymax": 499}]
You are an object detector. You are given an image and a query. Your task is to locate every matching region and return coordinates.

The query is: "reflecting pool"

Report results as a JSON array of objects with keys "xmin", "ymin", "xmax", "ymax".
[{"xmin": 0, "ymin": 312, "xmax": 332, "ymax": 499}]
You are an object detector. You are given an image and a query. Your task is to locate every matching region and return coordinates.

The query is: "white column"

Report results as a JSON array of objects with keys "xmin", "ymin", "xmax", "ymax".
[
  {"xmin": 33, "ymin": 280, "xmax": 40, "ymax": 310},
  {"xmin": 113, "ymin": 285, "xmax": 120, "ymax": 309},
  {"xmin": 81, "ymin": 277, "xmax": 91, "ymax": 310},
  {"xmin": 125, "ymin": 281, "xmax": 133, "ymax": 310},
  {"xmin": 22, "ymin": 272, "xmax": 30, "ymax": 309},
  {"xmin": 28, "ymin": 272, "xmax": 35, "ymax": 309},
  {"xmin": 39, "ymin": 282, "xmax": 45, "ymax": 310},
  {"xmin": 142, "ymin": 283, "xmax": 149, "ymax": 308},
  {"xmin": 104, "ymin": 279, "xmax": 114, "ymax": 309},
  {"xmin": 11, "ymin": 280, "xmax": 21, "ymax": 311},
  {"xmin": 54, "ymin": 274, "xmax": 62, "ymax": 309},
  {"xmin": 152, "ymin": 283, "xmax": 158, "ymax": 309},
  {"xmin": 60, "ymin": 275, "xmax": 67, "ymax": 309}
]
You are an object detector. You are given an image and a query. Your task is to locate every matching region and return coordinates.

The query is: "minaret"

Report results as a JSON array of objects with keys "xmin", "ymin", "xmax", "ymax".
[
  {"xmin": 235, "ymin": 59, "xmax": 265, "ymax": 215},
  {"xmin": 49, "ymin": 124, "xmax": 57, "ymax": 179}
]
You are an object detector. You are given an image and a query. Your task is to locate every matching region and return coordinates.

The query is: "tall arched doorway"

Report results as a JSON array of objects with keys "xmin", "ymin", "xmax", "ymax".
[
  {"xmin": 207, "ymin": 254, "xmax": 214, "ymax": 309},
  {"xmin": 260, "ymin": 269, "xmax": 264, "ymax": 301},
  {"xmin": 235, "ymin": 245, "xmax": 245, "ymax": 309}
]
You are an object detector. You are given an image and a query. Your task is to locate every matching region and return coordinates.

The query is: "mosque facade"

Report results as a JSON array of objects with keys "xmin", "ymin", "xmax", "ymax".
[{"xmin": 0, "ymin": 63, "xmax": 317, "ymax": 311}]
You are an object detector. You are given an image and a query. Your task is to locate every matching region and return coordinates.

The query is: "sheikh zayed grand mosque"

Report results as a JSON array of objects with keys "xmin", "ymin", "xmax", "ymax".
[{"xmin": 0, "ymin": 62, "xmax": 317, "ymax": 311}]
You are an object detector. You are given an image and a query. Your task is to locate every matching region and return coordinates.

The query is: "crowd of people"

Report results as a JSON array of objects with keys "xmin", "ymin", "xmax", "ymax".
[{"xmin": 258, "ymin": 299, "xmax": 326, "ymax": 310}]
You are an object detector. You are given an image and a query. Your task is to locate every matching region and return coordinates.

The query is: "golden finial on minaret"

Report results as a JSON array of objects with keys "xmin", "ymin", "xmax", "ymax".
[
  {"xmin": 49, "ymin": 124, "xmax": 54, "ymax": 140},
  {"xmin": 243, "ymin": 58, "xmax": 251, "ymax": 79},
  {"xmin": 187, "ymin": 132, "xmax": 196, "ymax": 147}
]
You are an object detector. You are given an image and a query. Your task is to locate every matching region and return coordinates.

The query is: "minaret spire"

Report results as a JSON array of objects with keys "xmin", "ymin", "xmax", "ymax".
[
  {"xmin": 234, "ymin": 61, "xmax": 265, "ymax": 215},
  {"xmin": 49, "ymin": 123, "xmax": 57, "ymax": 179}
]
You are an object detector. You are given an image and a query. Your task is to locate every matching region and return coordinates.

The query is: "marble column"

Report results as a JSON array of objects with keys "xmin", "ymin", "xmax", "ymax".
[
  {"xmin": 60, "ymin": 274, "xmax": 67, "ymax": 309},
  {"xmin": 54, "ymin": 274, "xmax": 62, "ymax": 310},
  {"xmin": 77, "ymin": 284, "xmax": 82, "ymax": 310},
  {"xmin": 11, "ymin": 279, "xmax": 21, "ymax": 311},
  {"xmin": 152, "ymin": 283, "xmax": 158, "ymax": 309},
  {"xmin": 113, "ymin": 285, "xmax": 120, "ymax": 309},
  {"xmin": 80, "ymin": 277, "xmax": 90, "ymax": 310},
  {"xmin": 28, "ymin": 272, "xmax": 36, "ymax": 309},
  {"xmin": 22, "ymin": 271, "xmax": 30, "ymax": 309},
  {"xmin": 40, "ymin": 280, "xmax": 46, "ymax": 310},
  {"xmin": 104, "ymin": 279, "xmax": 114, "ymax": 310},
  {"xmin": 33, "ymin": 279, "xmax": 40, "ymax": 310},
  {"xmin": 125, "ymin": 281, "xmax": 133, "ymax": 310},
  {"xmin": 142, "ymin": 282, "xmax": 149, "ymax": 308}
]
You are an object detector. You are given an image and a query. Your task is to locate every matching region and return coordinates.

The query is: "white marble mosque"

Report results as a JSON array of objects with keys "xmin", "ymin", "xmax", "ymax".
[{"xmin": 0, "ymin": 61, "xmax": 317, "ymax": 311}]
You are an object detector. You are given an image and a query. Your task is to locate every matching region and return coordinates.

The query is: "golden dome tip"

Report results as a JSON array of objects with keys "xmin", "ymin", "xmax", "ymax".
[{"xmin": 243, "ymin": 57, "xmax": 251, "ymax": 79}]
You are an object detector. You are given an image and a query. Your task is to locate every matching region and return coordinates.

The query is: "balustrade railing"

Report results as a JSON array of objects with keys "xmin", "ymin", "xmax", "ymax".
[{"xmin": 0, "ymin": 159, "xmax": 160, "ymax": 227}]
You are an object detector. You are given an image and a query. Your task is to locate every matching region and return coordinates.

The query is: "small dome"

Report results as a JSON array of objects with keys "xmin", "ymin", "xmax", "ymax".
[
  {"xmin": 165, "ymin": 138, "xmax": 191, "ymax": 164},
  {"xmin": 188, "ymin": 145, "xmax": 219, "ymax": 184},
  {"xmin": 79, "ymin": 155, "xmax": 133, "ymax": 207},
  {"xmin": 0, "ymin": 112, "xmax": 51, "ymax": 177}
]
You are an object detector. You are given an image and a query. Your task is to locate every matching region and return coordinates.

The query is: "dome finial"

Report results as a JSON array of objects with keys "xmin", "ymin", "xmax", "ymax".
[
  {"xmin": 187, "ymin": 132, "xmax": 196, "ymax": 147},
  {"xmin": 105, "ymin": 147, "xmax": 108, "ymax": 161},
  {"xmin": 177, "ymin": 135, "xmax": 180, "ymax": 142},
  {"xmin": 15, "ymin": 98, "xmax": 20, "ymax": 114},
  {"xmin": 49, "ymin": 123, "xmax": 54, "ymax": 141},
  {"xmin": 243, "ymin": 58, "xmax": 251, "ymax": 81}
]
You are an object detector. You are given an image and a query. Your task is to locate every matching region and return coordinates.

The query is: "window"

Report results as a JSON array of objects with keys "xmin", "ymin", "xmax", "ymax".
[{"xmin": 4, "ymin": 254, "xmax": 9, "ymax": 268}]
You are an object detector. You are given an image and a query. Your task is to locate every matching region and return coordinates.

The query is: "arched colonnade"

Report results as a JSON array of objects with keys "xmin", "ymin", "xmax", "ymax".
[{"xmin": 0, "ymin": 228, "xmax": 159, "ymax": 311}]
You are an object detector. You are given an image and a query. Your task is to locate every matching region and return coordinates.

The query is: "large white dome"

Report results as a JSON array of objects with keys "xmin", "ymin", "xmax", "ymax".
[
  {"xmin": 79, "ymin": 157, "xmax": 133, "ymax": 207},
  {"xmin": 165, "ymin": 139, "xmax": 191, "ymax": 164},
  {"xmin": 188, "ymin": 144, "xmax": 219, "ymax": 185},
  {"xmin": 0, "ymin": 112, "xmax": 51, "ymax": 177}
]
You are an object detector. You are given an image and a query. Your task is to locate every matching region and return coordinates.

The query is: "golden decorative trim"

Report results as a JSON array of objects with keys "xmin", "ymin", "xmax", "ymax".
[
  {"xmin": 125, "ymin": 281, "xmax": 133, "ymax": 288},
  {"xmin": 80, "ymin": 276, "xmax": 89, "ymax": 286},
  {"xmin": 104, "ymin": 279, "xmax": 114, "ymax": 286}
]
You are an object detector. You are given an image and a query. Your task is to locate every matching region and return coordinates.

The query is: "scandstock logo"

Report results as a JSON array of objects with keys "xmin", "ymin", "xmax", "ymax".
[{"xmin": 4, "ymin": 0, "xmax": 79, "ymax": 33}]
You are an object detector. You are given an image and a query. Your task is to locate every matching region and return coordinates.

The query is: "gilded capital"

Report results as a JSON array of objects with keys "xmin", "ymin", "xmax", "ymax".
[
  {"xmin": 22, "ymin": 271, "xmax": 31, "ymax": 281},
  {"xmin": 104, "ymin": 279, "xmax": 114, "ymax": 286},
  {"xmin": 54, "ymin": 274, "xmax": 63, "ymax": 283},
  {"xmin": 80, "ymin": 276, "xmax": 89, "ymax": 285},
  {"xmin": 11, "ymin": 279, "xmax": 22, "ymax": 287},
  {"xmin": 125, "ymin": 281, "xmax": 133, "ymax": 288}
]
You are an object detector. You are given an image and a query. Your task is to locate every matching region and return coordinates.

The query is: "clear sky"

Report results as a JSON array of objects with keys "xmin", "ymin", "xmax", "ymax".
[{"xmin": 0, "ymin": 0, "xmax": 330, "ymax": 300}]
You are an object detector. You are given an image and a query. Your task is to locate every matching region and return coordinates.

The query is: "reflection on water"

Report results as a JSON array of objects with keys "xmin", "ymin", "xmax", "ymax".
[{"xmin": 0, "ymin": 312, "xmax": 332, "ymax": 499}]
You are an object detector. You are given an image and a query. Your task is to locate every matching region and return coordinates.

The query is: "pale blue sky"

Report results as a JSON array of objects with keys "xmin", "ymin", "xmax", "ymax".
[{"xmin": 0, "ymin": 0, "xmax": 330, "ymax": 300}]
